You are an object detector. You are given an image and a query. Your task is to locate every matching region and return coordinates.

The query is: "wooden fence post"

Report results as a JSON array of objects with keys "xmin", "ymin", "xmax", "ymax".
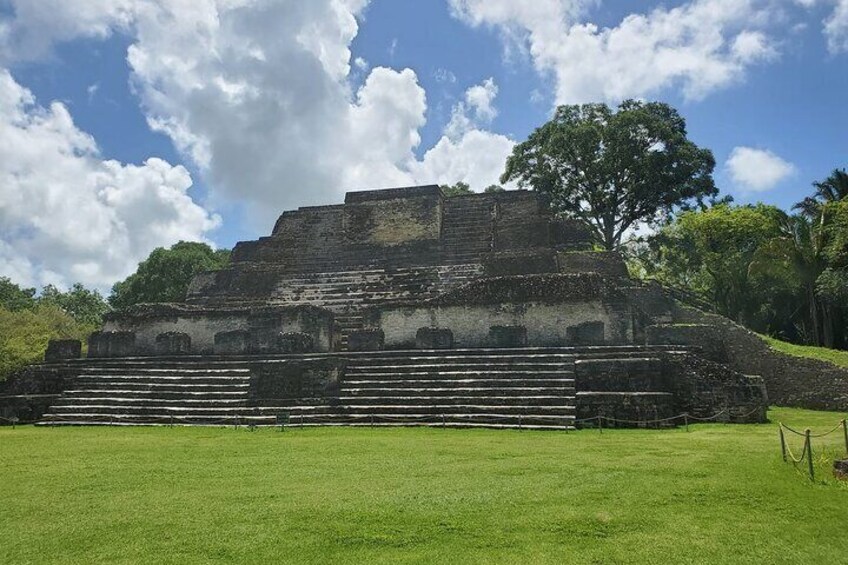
[
  {"xmin": 842, "ymin": 419, "xmax": 848, "ymax": 455},
  {"xmin": 805, "ymin": 429, "xmax": 814, "ymax": 481},
  {"xmin": 779, "ymin": 425, "xmax": 787, "ymax": 462}
]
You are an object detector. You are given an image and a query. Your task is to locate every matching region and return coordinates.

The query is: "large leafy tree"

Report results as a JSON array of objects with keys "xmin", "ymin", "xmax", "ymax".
[
  {"xmin": 501, "ymin": 100, "xmax": 717, "ymax": 250},
  {"xmin": 40, "ymin": 283, "xmax": 110, "ymax": 327},
  {"xmin": 643, "ymin": 204, "xmax": 793, "ymax": 330},
  {"xmin": 0, "ymin": 277, "xmax": 36, "ymax": 311},
  {"xmin": 109, "ymin": 241, "xmax": 230, "ymax": 310}
]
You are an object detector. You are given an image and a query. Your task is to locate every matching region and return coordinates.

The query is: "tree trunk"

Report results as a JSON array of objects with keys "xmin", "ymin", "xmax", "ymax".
[
  {"xmin": 808, "ymin": 284, "xmax": 822, "ymax": 346},
  {"xmin": 822, "ymin": 303, "xmax": 835, "ymax": 349}
]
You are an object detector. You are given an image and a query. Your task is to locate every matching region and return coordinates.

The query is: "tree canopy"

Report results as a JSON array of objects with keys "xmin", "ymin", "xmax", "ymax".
[
  {"xmin": 439, "ymin": 182, "xmax": 473, "ymax": 197},
  {"xmin": 0, "ymin": 277, "xmax": 36, "ymax": 312},
  {"xmin": 640, "ymin": 204, "xmax": 792, "ymax": 330},
  {"xmin": 636, "ymin": 165, "xmax": 848, "ymax": 348},
  {"xmin": 109, "ymin": 241, "xmax": 230, "ymax": 310},
  {"xmin": 40, "ymin": 283, "xmax": 110, "ymax": 327},
  {"xmin": 501, "ymin": 100, "xmax": 717, "ymax": 250}
]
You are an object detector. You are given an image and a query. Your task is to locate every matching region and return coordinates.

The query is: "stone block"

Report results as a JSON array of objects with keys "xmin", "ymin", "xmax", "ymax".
[
  {"xmin": 88, "ymin": 331, "xmax": 136, "ymax": 358},
  {"xmin": 214, "ymin": 330, "xmax": 250, "ymax": 355},
  {"xmin": 482, "ymin": 251, "xmax": 557, "ymax": 277},
  {"xmin": 576, "ymin": 391, "xmax": 676, "ymax": 428},
  {"xmin": 155, "ymin": 332, "xmax": 191, "ymax": 355},
  {"xmin": 566, "ymin": 321, "xmax": 605, "ymax": 345},
  {"xmin": 834, "ymin": 459, "xmax": 848, "ymax": 480},
  {"xmin": 248, "ymin": 328, "xmax": 280, "ymax": 354},
  {"xmin": 279, "ymin": 332, "xmax": 314, "ymax": 354},
  {"xmin": 348, "ymin": 329, "xmax": 385, "ymax": 352},
  {"xmin": 557, "ymin": 251, "xmax": 629, "ymax": 278},
  {"xmin": 415, "ymin": 327, "xmax": 453, "ymax": 349},
  {"xmin": 489, "ymin": 325, "xmax": 527, "ymax": 348},
  {"xmin": 646, "ymin": 324, "xmax": 726, "ymax": 362},
  {"xmin": 44, "ymin": 339, "xmax": 82, "ymax": 363}
]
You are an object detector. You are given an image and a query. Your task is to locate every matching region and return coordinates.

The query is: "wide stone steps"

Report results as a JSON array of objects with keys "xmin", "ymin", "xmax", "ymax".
[
  {"xmin": 346, "ymin": 378, "xmax": 574, "ymax": 388},
  {"xmin": 40, "ymin": 412, "xmax": 571, "ymax": 429},
  {"xmin": 322, "ymin": 349, "xmax": 576, "ymax": 427},
  {"xmin": 63, "ymin": 389, "xmax": 248, "ymax": 400},
  {"xmin": 39, "ymin": 364, "xmax": 255, "ymax": 426},
  {"xmin": 337, "ymin": 396, "xmax": 573, "ymax": 407},
  {"xmin": 343, "ymin": 385, "xmax": 573, "ymax": 396},
  {"xmin": 74, "ymin": 376, "xmax": 250, "ymax": 387},
  {"xmin": 69, "ymin": 381, "xmax": 249, "ymax": 391},
  {"xmin": 36, "ymin": 346, "xmax": 688, "ymax": 429}
]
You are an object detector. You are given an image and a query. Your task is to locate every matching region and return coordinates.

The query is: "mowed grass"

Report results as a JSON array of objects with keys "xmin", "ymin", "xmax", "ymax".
[
  {"xmin": 761, "ymin": 335, "xmax": 848, "ymax": 368},
  {"xmin": 2, "ymin": 408, "xmax": 848, "ymax": 564}
]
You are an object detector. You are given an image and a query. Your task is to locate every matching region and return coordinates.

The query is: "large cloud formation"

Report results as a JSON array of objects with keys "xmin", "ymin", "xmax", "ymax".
[
  {"xmin": 0, "ymin": 0, "xmax": 513, "ymax": 288},
  {"xmin": 449, "ymin": 0, "xmax": 785, "ymax": 104},
  {"xmin": 0, "ymin": 69, "xmax": 220, "ymax": 289}
]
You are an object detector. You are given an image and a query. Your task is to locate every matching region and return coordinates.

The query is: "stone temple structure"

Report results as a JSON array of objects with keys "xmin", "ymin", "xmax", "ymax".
[{"xmin": 2, "ymin": 185, "xmax": 779, "ymax": 428}]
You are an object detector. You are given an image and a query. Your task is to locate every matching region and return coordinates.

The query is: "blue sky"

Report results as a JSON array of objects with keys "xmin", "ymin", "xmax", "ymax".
[{"xmin": 0, "ymin": 0, "xmax": 846, "ymax": 290}]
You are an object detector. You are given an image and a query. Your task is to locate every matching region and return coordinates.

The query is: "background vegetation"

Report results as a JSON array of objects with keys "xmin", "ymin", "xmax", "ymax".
[{"xmin": 0, "ymin": 242, "xmax": 229, "ymax": 380}]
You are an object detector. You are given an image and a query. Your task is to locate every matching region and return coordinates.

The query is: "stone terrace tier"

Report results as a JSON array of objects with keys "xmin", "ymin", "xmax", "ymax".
[
  {"xmin": 185, "ymin": 185, "xmax": 592, "ymax": 308},
  {"xmin": 33, "ymin": 345, "xmax": 766, "ymax": 429}
]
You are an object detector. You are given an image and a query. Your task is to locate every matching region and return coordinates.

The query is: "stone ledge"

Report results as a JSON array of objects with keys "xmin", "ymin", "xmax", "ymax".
[
  {"xmin": 105, "ymin": 302, "xmax": 332, "ymax": 323},
  {"xmin": 425, "ymin": 273, "xmax": 620, "ymax": 307}
]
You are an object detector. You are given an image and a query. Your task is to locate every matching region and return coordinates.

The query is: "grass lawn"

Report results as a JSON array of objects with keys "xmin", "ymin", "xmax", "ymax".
[
  {"xmin": 761, "ymin": 335, "xmax": 848, "ymax": 368},
  {"xmin": 2, "ymin": 408, "xmax": 848, "ymax": 564}
]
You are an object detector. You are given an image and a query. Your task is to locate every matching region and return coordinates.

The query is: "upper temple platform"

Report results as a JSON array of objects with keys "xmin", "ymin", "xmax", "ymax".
[{"xmin": 185, "ymin": 185, "xmax": 598, "ymax": 307}]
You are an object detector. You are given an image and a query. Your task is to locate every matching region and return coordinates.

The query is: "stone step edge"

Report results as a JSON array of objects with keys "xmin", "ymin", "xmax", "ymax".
[
  {"xmin": 35, "ymin": 421, "xmax": 574, "ymax": 430},
  {"xmin": 44, "ymin": 405, "xmax": 576, "ymax": 414}
]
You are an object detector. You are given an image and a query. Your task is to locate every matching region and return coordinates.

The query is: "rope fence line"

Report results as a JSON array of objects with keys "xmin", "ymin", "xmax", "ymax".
[
  {"xmin": 779, "ymin": 419, "xmax": 848, "ymax": 481},
  {"xmin": 3, "ymin": 405, "xmax": 765, "ymax": 431}
]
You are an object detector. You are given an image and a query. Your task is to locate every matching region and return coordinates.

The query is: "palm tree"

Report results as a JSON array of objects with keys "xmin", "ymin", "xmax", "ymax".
[
  {"xmin": 779, "ymin": 168, "xmax": 848, "ymax": 346},
  {"xmin": 750, "ymin": 213, "xmax": 829, "ymax": 344},
  {"xmin": 794, "ymin": 168, "xmax": 848, "ymax": 217}
]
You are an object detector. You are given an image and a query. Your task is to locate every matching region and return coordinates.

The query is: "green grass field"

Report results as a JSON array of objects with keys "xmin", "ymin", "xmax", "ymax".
[
  {"xmin": 2, "ymin": 408, "xmax": 847, "ymax": 564},
  {"xmin": 761, "ymin": 335, "xmax": 848, "ymax": 368}
]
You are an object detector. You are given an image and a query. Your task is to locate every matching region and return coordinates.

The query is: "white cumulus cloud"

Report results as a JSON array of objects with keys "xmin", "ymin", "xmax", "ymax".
[
  {"xmin": 0, "ymin": 70, "xmax": 220, "ymax": 290},
  {"xmin": 449, "ymin": 0, "xmax": 781, "ymax": 104},
  {"xmin": 726, "ymin": 146, "xmax": 796, "ymax": 192},
  {"xmin": 824, "ymin": 0, "xmax": 848, "ymax": 52}
]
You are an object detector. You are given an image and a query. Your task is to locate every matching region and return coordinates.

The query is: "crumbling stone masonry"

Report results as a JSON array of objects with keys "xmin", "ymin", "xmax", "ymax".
[{"xmin": 9, "ymin": 184, "xmax": 830, "ymax": 428}]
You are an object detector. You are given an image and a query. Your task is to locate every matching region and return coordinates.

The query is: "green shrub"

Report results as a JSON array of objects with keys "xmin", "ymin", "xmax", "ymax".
[{"xmin": 0, "ymin": 305, "xmax": 94, "ymax": 380}]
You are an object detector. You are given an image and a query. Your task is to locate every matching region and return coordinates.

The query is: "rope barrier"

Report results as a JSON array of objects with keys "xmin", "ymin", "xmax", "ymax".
[{"xmin": 779, "ymin": 419, "xmax": 848, "ymax": 481}]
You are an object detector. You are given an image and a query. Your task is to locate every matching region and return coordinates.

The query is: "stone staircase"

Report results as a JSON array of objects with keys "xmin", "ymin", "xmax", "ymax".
[
  {"xmin": 441, "ymin": 196, "xmax": 494, "ymax": 264},
  {"xmin": 39, "ymin": 361, "xmax": 265, "ymax": 426},
  {"xmin": 320, "ymin": 348, "xmax": 577, "ymax": 429},
  {"xmin": 36, "ymin": 346, "xmax": 689, "ymax": 429}
]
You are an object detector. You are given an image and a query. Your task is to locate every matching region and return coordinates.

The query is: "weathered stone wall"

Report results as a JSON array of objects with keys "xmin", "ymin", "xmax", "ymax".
[
  {"xmin": 482, "ymin": 250, "xmax": 557, "ymax": 277},
  {"xmin": 249, "ymin": 358, "xmax": 344, "ymax": 406},
  {"xmin": 344, "ymin": 186, "xmax": 442, "ymax": 247},
  {"xmin": 104, "ymin": 304, "xmax": 334, "ymax": 355},
  {"xmin": 573, "ymin": 352, "xmax": 767, "ymax": 425},
  {"xmin": 660, "ymin": 306, "xmax": 848, "ymax": 411},
  {"xmin": 372, "ymin": 301, "xmax": 632, "ymax": 349},
  {"xmin": 0, "ymin": 365, "xmax": 77, "ymax": 423},
  {"xmin": 368, "ymin": 273, "xmax": 633, "ymax": 349},
  {"xmin": 662, "ymin": 353, "xmax": 767, "ymax": 422},
  {"xmin": 557, "ymin": 251, "xmax": 629, "ymax": 278},
  {"xmin": 491, "ymin": 191, "xmax": 547, "ymax": 251},
  {"xmin": 185, "ymin": 187, "xmax": 599, "ymax": 308}
]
